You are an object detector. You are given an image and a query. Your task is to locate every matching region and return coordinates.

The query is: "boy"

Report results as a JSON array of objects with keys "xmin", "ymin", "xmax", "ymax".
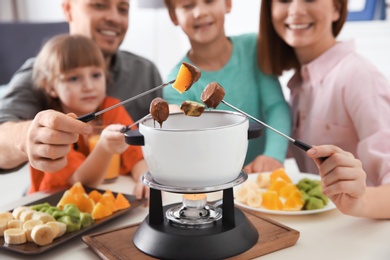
[{"xmin": 163, "ymin": 0, "xmax": 291, "ymax": 172}]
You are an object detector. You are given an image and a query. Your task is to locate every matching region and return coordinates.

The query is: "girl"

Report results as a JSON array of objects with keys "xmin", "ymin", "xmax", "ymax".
[
  {"xmin": 259, "ymin": 0, "xmax": 390, "ymax": 218},
  {"xmin": 30, "ymin": 34, "xmax": 147, "ymax": 198}
]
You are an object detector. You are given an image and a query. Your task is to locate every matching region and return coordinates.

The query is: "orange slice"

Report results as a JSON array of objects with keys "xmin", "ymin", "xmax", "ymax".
[
  {"xmin": 91, "ymin": 202, "xmax": 112, "ymax": 220},
  {"xmin": 283, "ymin": 190, "xmax": 304, "ymax": 211},
  {"xmin": 115, "ymin": 193, "xmax": 131, "ymax": 210},
  {"xmin": 99, "ymin": 194, "xmax": 118, "ymax": 212},
  {"xmin": 268, "ymin": 178, "xmax": 288, "ymax": 196},
  {"xmin": 88, "ymin": 190, "xmax": 102, "ymax": 204},
  {"xmin": 68, "ymin": 182, "xmax": 86, "ymax": 195},
  {"xmin": 261, "ymin": 191, "xmax": 283, "ymax": 210},
  {"xmin": 74, "ymin": 193, "xmax": 95, "ymax": 213},
  {"xmin": 57, "ymin": 190, "xmax": 77, "ymax": 210},
  {"xmin": 279, "ymin": 183, "xmax": 299, "ymax": 199},
  {"xmin": 270, "ymin": 168, "xmax": 292, "ymax": 184}
]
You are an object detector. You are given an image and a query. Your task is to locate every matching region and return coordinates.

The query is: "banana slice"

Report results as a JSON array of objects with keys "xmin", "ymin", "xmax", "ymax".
[
  {"xmin": 246, "ymin": 190, "xmax": 263, "ymax": 208},
  {"xmin": 23, "ymin": 219, "xmax": 43, "ymax": 242},
  {"xmin": 19, "ymin": 210, "xmax": 36, "ymax": 222},
  {"xmin": 31, "ymin": 224, "xmax": 55, "ymax": 246},
  {"xmin": 32, "ymin": 212, "xmax": 55, "ymax": 224},
  {"xmin": 4, "ymin": 228, "xmax": 27, "ymax": 245},
  {"xmin": 46, "ymin": 221, "xmax": 67, "ymax": 238},
  {"xmin": 235, "ymin": 185, "xmax": 250, "ymax": 203},
  {"xmin": 180, "ymin": 100, "xmax": 205, "ymax": 117},
  {"xmin": 236, "ymin": 182, "xmax": 258, "ymax": 203},
  {"xmin": 7, "ymin": 219, "xmax": 23, "ymax": 229},
  {"xmin": 12, "ymin": 206, "xmax": 30, "ymax": 220},
  {"xmin": 0, "ymin": 212, "xmax": 14, "ymax": 222},
  {"xmin": 0, "ymin": 219, "xmax": 8, "ymax": 237},
  {"xmin": 256, "ymin": 172, "xmax": 271, "ymax": 188}
]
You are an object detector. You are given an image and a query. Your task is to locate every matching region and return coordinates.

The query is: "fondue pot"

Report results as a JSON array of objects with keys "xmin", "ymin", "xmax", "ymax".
[
  {"xmin": 125, "ymin": 111, "xmax": 262, "ymax": 259},
  {"xmin": 125, "ymin": 110, "xmax": 262, "ymax": 187}
]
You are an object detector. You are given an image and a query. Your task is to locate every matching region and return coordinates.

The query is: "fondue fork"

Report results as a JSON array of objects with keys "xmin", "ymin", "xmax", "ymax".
[
  {"xmin": 119, "ymin": 114, "xmax": 151, "ymax": 133},
  {"xmin": 77, "ymin": 80, "xmax": 175, "ymax": 122},
  {"xmin": 221, "ymin": 100, "xmax": 316, "ymax": 153}
]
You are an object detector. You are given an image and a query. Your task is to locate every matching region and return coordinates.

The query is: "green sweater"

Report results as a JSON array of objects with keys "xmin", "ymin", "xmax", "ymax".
[{"xmin": 163, "ymin": 33, "xmax": 291, "ymax": 165}]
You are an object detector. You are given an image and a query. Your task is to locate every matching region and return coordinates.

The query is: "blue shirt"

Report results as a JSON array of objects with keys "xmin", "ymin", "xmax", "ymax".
[{"xmin": 163, "ymin": 33, "xmax": 291, "ymax": 164}]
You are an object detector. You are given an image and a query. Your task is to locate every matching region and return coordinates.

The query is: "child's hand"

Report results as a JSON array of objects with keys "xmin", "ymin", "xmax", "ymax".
[
  {"xmin": 131, "ymin": 160, "xmax": 150, "ymax": 206},
  {"xmin": 306, "ymin": 145, "xmax": 367, "ymax": 216},
  {"xmin": 243, "ymin": 155, "xmax": 283, "ymax": 173},
  {"xmin": 98, "ymin": 124, "xmax": 128, "ymax": 154}
]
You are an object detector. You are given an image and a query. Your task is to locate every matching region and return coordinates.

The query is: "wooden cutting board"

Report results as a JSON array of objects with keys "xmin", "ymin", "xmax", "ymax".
[{"xmin": 82, "ymin": 208, "xmax": 299, "ymax": 259}]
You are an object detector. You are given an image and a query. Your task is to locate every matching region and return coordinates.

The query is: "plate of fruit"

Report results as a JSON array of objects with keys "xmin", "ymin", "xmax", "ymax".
[
  {"xmin": 234, "ymin": 168, "xmax": 336, "ymax": 215},
  {"xmin": 0, "ymin": 182, "xmax": 144, "ymax": 255}
]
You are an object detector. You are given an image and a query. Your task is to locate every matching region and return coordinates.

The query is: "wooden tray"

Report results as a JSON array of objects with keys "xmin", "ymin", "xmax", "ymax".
[{"xmin": 82, "ymin": 208, "xmax": 300, "ymax": 259}]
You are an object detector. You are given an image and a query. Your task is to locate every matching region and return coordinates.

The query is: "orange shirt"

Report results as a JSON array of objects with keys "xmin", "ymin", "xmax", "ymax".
[{"xmin": 29, "ymin": 97, "xmax": 143, "ymax": 194}]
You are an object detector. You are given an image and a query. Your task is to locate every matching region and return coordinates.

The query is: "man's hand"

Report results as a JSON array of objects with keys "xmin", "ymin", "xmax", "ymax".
[{"xmin": 27, "ymin": 110, "xmax": 92, "ymax": 172}]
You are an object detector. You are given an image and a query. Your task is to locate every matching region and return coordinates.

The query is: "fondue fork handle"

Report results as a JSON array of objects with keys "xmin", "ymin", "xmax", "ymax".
[
  {"xmin": 120, "ymin": 114, "xmax": 151, "ymax": 133},
  {"xmin": 77, "ymin": 80, "xmax": 176, "ymax": 122},
  {"xmin": 221, "ymin": 100, "xmax": 314, "ymax": 153}
]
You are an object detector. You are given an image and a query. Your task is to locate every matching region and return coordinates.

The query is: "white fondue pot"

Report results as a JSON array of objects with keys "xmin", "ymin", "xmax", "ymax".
[{"xmin": 125, "ymin": 111, "xmax": 262, "ymax": 188}]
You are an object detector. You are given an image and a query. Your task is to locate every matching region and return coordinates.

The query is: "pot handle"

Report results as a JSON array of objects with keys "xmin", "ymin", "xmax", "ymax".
[
  {"xmin": 248, "ymin": 121, "xmax": 263, "ymax": 140},
  {"xmin": 124, "ymin": 129, "xmax": 145, "ymax": 146}
]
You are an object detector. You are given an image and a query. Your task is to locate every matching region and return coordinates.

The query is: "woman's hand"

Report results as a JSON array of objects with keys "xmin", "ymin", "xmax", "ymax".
[
  {"xmin": 307, "ymin": 145, "xmax": 367, "ymax": 216},
  {"xmin": 243, "ymin": 155, "xmax": 283, "ymax": 173}
]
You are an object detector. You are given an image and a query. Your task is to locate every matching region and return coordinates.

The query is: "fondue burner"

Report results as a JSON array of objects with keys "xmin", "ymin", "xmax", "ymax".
[
  {"xmin": 166, "ymin": 193, "xmax": 222, "ymax": 227},
  {"xmin": 133, "ymin": 171, "xmax": 259, "ymax": 260}
]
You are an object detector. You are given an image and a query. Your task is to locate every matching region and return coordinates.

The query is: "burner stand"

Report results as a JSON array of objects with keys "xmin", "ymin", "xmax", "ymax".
[{"xmin": 133, "ymin": 172, "xmax": 259, "ymax": 260}]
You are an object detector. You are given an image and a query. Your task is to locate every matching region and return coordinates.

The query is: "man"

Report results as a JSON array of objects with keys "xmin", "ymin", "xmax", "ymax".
[{"xmin": 0, "ymin": 0, "xmax": 162, "ymax": 173}]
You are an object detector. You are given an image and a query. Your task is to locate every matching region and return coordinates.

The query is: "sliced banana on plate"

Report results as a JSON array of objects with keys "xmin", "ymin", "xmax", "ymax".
[
  {"xmin": 46, "ymin": 221, "xmax": 67, "ymax": 238},
  {"xmin": 23, "ymin": 219, "xmax": 43, "ymax": 242},
  {"xmin": 4, "ymin": 228, "xmax": 27, "ymax": 245},
  {"xmin": 31, "ymin": 224, "xmax": 55, "ymax": 246}
]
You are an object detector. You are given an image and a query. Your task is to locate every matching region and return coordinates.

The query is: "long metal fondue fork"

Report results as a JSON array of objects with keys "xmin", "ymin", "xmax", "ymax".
[
  {"xmin": 221, "ymin": 100, "xmax": 313, "ymax": 152},
  {"xmin": 77, "ymin": 80, "xmax": 175, "ymax": 122}
]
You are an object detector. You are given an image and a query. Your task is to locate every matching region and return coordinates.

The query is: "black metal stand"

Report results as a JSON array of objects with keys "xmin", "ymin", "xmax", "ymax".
[{"xmin": 133, "ymin": 187, "xmax": 259, "ymax": 259}]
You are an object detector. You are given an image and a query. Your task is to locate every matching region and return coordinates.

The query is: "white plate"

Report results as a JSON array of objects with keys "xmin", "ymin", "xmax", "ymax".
[{"xmin": 234, "ymin": 172, "xmax": 336, "ymax": 215}]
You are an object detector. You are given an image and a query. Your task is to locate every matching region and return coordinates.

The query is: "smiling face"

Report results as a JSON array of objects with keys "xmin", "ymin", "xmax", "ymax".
[
  {"xmin": 271, "ymin": 0, "xmax": 340, "ymax": 64},
  {"xmin": 168, "ymin": 0, "xmax": 231, "ymax": 45},
  {"xmin": 52, "ymin": 66, "xmax": 106, "ymax": 116},
  {"xmin": 63, "ymin": 0, "xmax": 129, "ymax": 57}
]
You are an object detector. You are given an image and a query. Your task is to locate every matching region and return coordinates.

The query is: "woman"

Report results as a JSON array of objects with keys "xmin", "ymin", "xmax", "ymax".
[{"xmin": 258, "ymin": 0, "xmax": 390, "ymax": 219}]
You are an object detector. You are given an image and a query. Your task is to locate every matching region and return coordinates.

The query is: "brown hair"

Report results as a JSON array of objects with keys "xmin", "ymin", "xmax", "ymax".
[
  {"xmin": 163, "ymin": 0, "xmax": 175, "ymax": 11},
  {"xmin": 163, "ymin": 0, "xmax": 177, "ymax": 22},
  {"xmin": 32, "ymin": 34, "xmax": 106, "ymax": 110},
  {"xmin": 258, "ymin": 0, "xmax": 348, "ymax": 76}
]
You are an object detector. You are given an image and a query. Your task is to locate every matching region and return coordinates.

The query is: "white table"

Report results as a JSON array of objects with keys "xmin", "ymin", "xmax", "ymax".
[{"xmin": 1, "ymin": 160, "xmax": 390, "ymax": 260}]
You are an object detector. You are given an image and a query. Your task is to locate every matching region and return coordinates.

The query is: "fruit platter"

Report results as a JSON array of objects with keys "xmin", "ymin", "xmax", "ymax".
[
  {"xmin": 0, "ymin": 182, "xmax": 144, "ymax": 255},
  {"xmin": 234, "ymin": 168, "xmax": 336, "ymax": 215}
]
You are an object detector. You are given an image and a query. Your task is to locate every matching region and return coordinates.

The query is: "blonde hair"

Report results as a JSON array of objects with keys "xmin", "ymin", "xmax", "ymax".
[
  {"xmin": 258, "ymin": 0, "xmax": 348, "ymax": 76},
  {"xmin": 33, "ymin": 34, "xmax": 106, "ymax": 110}
]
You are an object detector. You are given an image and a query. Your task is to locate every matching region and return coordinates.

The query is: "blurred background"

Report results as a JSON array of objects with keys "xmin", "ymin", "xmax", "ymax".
[{"xmin": 1, "ymin": 0, "xmax": 389, "ymax": 96}]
